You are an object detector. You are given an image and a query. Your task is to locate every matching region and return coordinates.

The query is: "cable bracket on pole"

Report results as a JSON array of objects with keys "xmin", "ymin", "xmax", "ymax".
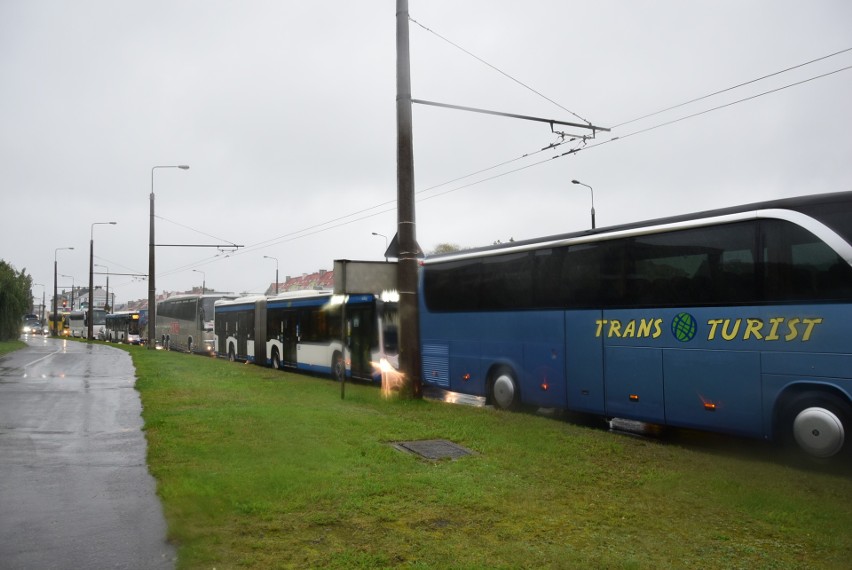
[{"xmin": 412, "ymin": 98, "xmax": 610, "ymax": 139}]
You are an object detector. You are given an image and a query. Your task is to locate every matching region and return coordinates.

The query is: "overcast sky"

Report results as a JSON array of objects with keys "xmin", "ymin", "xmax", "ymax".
[{"xmin": 3, "ymin": 1, "xmax": 851, "ymax": 308}]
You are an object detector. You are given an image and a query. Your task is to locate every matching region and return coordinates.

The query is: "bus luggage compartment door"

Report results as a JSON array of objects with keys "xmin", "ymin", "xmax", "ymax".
[
  {"xmin": 664, "ymin": 349, "xmax": 762, "ymax": 436},
  {"xmin": 604, "ymin": 346, "xmax": 665, "ymax": 423}
]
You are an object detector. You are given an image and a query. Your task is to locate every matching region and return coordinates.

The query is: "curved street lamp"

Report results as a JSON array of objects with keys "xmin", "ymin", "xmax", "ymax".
[
  {"xmin": 192, "ymin": 269, "xmax": 206, "ymax": 293},
  {"xmin": 571, "ymin": 179, "xmax": 596, "ymax": 229},
  {"xmin": 263, "ymin": 256, "xmax": 279, "ymax": 295},
  {"xmin": 33, "ymin": 283, "xmax": 45, "ymax": 323},
  {"xmin": 372, "ymin": 232, "xmax": 388, "ymax": 262},
  {"xmin": 59, "ymin": 274, "xmax": 75, "ymax": 309}
]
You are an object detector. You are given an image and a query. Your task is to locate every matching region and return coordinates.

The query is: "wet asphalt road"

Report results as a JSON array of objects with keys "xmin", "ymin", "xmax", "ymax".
[{"xmin": 0, "ymin": 336, "xmax": 175, "ymax": 569}]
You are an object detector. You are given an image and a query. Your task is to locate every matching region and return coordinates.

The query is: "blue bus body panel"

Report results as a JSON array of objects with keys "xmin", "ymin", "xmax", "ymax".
[
  {"xmin": 663, "ymin": 349, "xmax": 762, "ymax": 436},
  {"xmin": 420, "ymin": 310, "xmax": 566, "ymax": 407},
  {"xmin": 522, "ymin": 341, "xmax": 566, "ymax": 408},
  {"xmin": 449, "ymin": 340, "xmax": 483, "ymax": 396},
  {"xmin": 604, "ymin": 346, "xmax": 664, "ymax": 423},
  {"xmin": 565, "ymin": 311, "xmax": 605, "ymax": 414},
  {"xmin": 215, "ymin": 302, "xmax": 256, "ymax": 313},
  {"xmin": 590, "ymin": 304, "xmax": 850, "ymax": 436},
  {"xmin": 422, "ymin": 300, "xmax": 852, "ymax": 438}
]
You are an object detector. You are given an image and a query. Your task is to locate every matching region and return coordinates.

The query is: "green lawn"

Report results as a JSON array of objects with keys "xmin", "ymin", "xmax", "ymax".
[
  {"xmin": 127, "ymin": 345, "xmax": 852, "ymax": 569},
  {"xmin": 0, "ymin": 338, "xmax": 25, "ymax": 357}
]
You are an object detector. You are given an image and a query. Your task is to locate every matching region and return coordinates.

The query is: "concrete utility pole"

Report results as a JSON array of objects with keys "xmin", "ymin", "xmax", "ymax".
[
  {"xmin": 89, "ymin": 221, "xmax": 116, "ymax": 340},
  {"xmin": 396, "ymin": 0, "xmax": 422, "ymax": 398},
  {"xmin": 149, "ymin": 165, "xmax": 189, "ymax": 349}
]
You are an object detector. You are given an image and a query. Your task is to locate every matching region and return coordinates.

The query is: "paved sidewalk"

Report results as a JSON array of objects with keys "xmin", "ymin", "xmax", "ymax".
[{"xmin": 0, "ymin": 337, "xmax": 176, "ymax": 569}]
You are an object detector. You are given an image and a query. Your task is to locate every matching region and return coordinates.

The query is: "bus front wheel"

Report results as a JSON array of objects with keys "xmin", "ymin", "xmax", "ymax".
[
  {"xmin": 780, "ymin": 392, "xmax": 850, "ymax": 461},
  {"xmin": 490, "ymin": 366, "xmax": 520, "ymax": 411}
]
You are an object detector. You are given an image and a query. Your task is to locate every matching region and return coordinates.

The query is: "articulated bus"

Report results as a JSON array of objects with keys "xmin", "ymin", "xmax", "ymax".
[
  {"xmin": 214, "ymin": 290, "xmax": 399, "ymax": 382},
  {"xmin": 105, "ymin": 310, "xmax": 144, "ymax": 344},
  {"xmin": 156, "ymin": 293, "xmax": 238, "ymax": 354},
  {"xmin": 419, "ymin": 191, "xmax": 852, "ymax": 461}
]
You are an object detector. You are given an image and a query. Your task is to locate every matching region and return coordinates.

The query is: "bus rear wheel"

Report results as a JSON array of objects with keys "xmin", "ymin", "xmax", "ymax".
[
  {"xmin": 780, "ymin": 392, "xmax": 850, "ymax": 461},
  {"xmin": 228, "ymin": 345, "xmax": 236, "ymax": 362},
  {"xmin": 271, "ymin": 348, "xmax": 281, "ymax": 370},
  {"xmin": 490, "ymin": 366, "xmax": 520, "ymax": 411}
]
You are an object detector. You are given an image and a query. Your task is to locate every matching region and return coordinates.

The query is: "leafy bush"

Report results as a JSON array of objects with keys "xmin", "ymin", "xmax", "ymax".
[{"xmin": 0, "ymin": 260, "xmax": 33, "ymax": 341}]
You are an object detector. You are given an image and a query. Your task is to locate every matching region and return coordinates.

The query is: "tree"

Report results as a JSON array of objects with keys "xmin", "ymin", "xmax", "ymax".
[
  {"xmin": 0, "ymin": 260, "xmax": 33, "ymax": 341},
  {"xmin": 431, "ymin": 243, "xmax": 461, "ymax": 254}
]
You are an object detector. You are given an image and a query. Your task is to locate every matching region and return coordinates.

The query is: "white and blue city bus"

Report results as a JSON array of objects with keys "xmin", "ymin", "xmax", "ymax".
[
  {"xmin": 419, "ymin": 191, "xmax": 852, "ymax": 461},
  {"xmin": 214, "ymin": 290, "xmax": 399, "ymax": 382},
  {"xmin": 156, "ymin": 293, "xmax": 238, "ymax": 354},
  {"xmin": 105, "ymin": 310, "xmax": 144, "ymax": 344}
]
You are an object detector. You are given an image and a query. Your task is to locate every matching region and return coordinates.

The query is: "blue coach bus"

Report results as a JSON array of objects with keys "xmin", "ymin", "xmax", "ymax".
[{"xmin": 419, "ymin": 191, "xmax": 852, "ymax": 461}]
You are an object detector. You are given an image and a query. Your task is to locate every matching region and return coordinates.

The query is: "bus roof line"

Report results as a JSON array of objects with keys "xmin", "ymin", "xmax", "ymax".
[{"xmin": 423, "ymin": 207, "xmax": 852, "ymax": 267}]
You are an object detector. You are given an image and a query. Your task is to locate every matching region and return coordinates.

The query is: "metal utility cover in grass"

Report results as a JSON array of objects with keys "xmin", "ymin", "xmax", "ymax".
[{"xmin": 391, "ymin": 439, "xmax": 475, "ymax": 460}]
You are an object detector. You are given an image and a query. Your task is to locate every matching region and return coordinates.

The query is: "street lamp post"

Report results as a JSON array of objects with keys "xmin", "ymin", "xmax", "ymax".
[
  {"xmin": 33, "ymin": 283, "xmax": 45, "ymax": 323},
  {"xmin": 95, "ymin": 264, "xmax": 110, "ymax": 313},
  {"xmin": 60, "ymin": 274, "xmax": 75, "ymax": 309},
  {"xmin": 89, "ymin": 221, "xmax": 117, "ymax": 340},
  {"xmin": 149, "ymin": 165, "xmax": 190, "ymax": 349},
  {"xmin": 53, "ymin": 247, "xmax": 74, "ymax": 336},
  {"xmin": 371, "ymin": 232, "xmax": 389, "ymax": 262},
  {"xmin": 192, "ymin": 269, "xmax": 206, "ymax": 293},
  {"xmin": 263, "ymin": 256, "xmax": 279, "ymax": 295},
  {"xmin": 571, "ymin": 179, "xmax": 596, "ymax": 229}
]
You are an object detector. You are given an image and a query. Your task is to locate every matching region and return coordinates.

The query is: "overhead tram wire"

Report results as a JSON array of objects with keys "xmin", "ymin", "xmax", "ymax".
[
  {"xmin": 172, "ymin": 54, "xmax": 852, "ymax": 267},
  {"xmin": 211, "ymin": 138, "xmax": 583, "ymax": 260},
  {"xmin": 409, "ymin": 16, "xmax": 591, "ymax": 125},
  {"xmin": 219, "ymin": 140, "xmax": 576, "ymax": 258},
  {"xmin": 209, "ymin": 15, "xmax": 599, "ymax": 258},
  {"xmin": 612, "ymin": 46, "xmax": 852, "ymax": 128},
  {"xmin": 395, "ymin": 60, "xmax": 852, "ymax": 205},
  {"xmin": 155, "ymin": 214, "xmax": 240, "ymax": 250},
  {"xmin": 214, "ymin": 61, "xmax": 852, "ymax": 259},
  {"xmin": 225, "ymin": 14, "xmax": 603, "ymax": 259},
  {"xmin": 352, "ymin": 62, "xmax": 852, "ymax": 212},
  {"xmin": 603, "ymin": 63, "xmax": 852, "ymax": 144}
]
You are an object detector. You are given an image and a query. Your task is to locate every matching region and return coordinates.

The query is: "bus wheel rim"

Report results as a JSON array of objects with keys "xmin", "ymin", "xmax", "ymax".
[
  {"xmin": 493, "ymin": 374, "xmax": 515, "ymax": 409},
  {"xmin": 793, "ymin": 406, "xmax": 845, "ymax": 458}
]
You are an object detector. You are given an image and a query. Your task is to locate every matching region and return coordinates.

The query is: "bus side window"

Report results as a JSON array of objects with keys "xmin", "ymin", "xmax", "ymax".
[{"xmin": 761, "ymin": 219, "xmax": 852, "ymax": 302}]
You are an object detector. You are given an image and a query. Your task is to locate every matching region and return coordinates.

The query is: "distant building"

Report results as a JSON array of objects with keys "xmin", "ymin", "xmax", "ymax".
[
  {"xmin": 76, "ymin": 287, "xmax": 110, "ymax": 311},
  {"xmin": 266, "ymin": 269, "xmax": 333, "ymax": 295}
]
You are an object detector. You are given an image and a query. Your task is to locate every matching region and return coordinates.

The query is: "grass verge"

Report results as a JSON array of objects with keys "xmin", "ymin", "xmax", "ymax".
[
  {"xmin": 0, "ymin": 338, "xmax": 26, "ymax": 357},
  {"xmin": 127, "ymin": 345, "xmax": 852, "ymax": 569}
]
